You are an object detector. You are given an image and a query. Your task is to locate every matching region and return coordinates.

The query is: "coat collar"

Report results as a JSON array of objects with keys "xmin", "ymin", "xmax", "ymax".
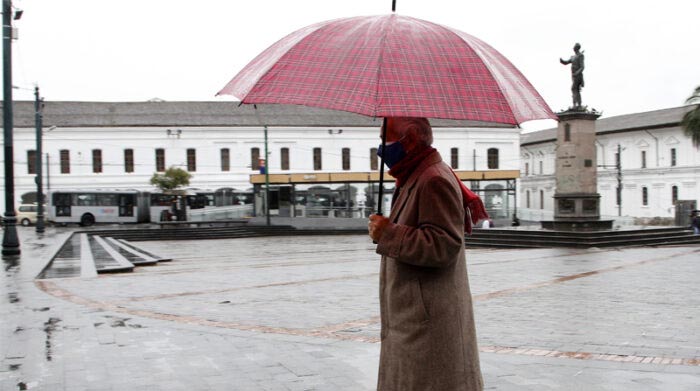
[{"xmin": 389, "ymin": 152, "xmax": 443, "ymax": 222}]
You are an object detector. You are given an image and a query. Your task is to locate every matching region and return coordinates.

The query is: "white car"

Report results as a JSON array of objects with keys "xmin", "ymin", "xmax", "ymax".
[{"xmin": 16, "ymin": 204, "xmax": 39, "ymax": 226}]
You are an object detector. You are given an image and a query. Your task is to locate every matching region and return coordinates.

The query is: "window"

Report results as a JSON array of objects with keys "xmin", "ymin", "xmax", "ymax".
[
  {"xmin": 27, "ymin": 150, "xmax": 37, "ymax": 174},
  {"xmin": 564, "ymin": 123, "xmax": 571, "ymax": 142},
  {"xmin": 60, "ymin": 149, "xmax": 70, "ymax": 174},
  {"xmin": 525, "ymin": 162, "xmax": 529, "ymax": 176},
  {"xmin": 670, "ymin": 148, "xmax": 676, "ymax": 166},
  {"xmin": 487, "ymin": 148, "xmax": 499, "ymax": 169},
  {"xmin": 280, "ymin": 148, "xmax": 289, "ymax": 170},
  {"xmin": 220, "ymin": 148, "xmax": 230, "ymax": 171},
  {"xmin": 526, "ymin": 190, "xmax": 531, "ymax": 208},
  {"xmin": 450, "ymin": 148, "xmax": 459, "ymax": 169},
  {"xmin": 539, "ymin": 161, "xmax": 543, "ymax": 175},
  {"xmin": 370, "ymin": 148, "xmax": 378, "ymax": 170},
  {"xmin": 187, "ymin": 148, "xmax": 196, "ymax": 171},
  {"xmin": 641, "ymin": 151, "xmax": 646, "ymax": 169},
  {"xmin": 313, "ymin": 147, "xmax": 322, "ymax": 170},
  {"xmin": 92, "ymin": 149, "xmax": 102, "ymax": 173},
  {"xmin": 671, "ymin": 185, "xmax": 678, "ymax": 204},
  {"xmin": 124, "ymin": 149, "xmax": 134, "ymax": 173},
  {"xmin": 342, "ymin": 148, "xmax": 350, "ymax": 171},
  {"xmin": 642, "ymin": 187, "xmax": 648, "ymax": 206},
  {"xmin": 251, "ymin": 148, "xmax": 260, "ymax": 170},
  {"xmin": 155, "ymin": 148, "xmax": 165, "ymax": 172},
  {"xmin": 540, "ymin": 190, "xmax": 544, "ymax": 209}
]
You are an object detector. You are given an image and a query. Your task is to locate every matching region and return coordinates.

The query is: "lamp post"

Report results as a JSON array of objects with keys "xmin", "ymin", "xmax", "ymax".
[
  {"xmin": 2, "ymin": 0, "xmax": 19, "ymax": 255},
  {"xmin": 34, "ymin": 86, "xmax": 44, "ymax": 233},
  {"xmin": 264, "ymin": 125, "xmax": 270, "ymax": 226}
]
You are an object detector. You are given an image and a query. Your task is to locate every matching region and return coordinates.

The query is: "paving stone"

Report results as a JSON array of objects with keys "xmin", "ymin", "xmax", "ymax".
[{"xmin": 1, "ymin": 227, "xmax": 698, "ymax": 390}]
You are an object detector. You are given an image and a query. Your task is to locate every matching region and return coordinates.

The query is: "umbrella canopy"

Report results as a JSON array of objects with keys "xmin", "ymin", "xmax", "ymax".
[{"xmin": 218, "ymin": 14, "xmax": 555, "ymax": 124}]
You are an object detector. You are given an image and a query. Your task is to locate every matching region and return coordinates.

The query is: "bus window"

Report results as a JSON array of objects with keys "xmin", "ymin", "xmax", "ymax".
[
  {"xmin": 119, "ymin": 194, "xmax": 135, "ymax": 216},
  {"xmin": 76, "ymin": 193, "xmax": 97, "ymax": 206},
  {"xmin": 53, "ymin": 193, "xmax": 72, "ymax": 216},
  {"xmin": 97, "ymin": 194, "xmax": 118, "ymax": 206}
]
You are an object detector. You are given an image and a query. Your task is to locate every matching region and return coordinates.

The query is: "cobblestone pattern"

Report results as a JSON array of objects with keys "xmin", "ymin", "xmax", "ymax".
[{"xmin": 2, "ymin": 227, "xmax": 699, "ymax": 390}]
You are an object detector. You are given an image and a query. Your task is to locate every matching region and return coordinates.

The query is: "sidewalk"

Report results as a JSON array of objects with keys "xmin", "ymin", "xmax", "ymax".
[{"xmin": 2, "ymin": 226, "xmax": 699, "ymax": 390}]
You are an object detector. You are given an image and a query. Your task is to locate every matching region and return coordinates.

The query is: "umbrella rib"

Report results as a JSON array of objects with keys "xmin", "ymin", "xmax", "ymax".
[{"xmin": 372, "ymin": 14, "xmax": 395, "ymax": 118}]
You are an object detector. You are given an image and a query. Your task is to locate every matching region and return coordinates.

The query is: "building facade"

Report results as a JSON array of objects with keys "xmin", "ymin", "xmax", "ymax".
[
  {"xmin": 1, "ymin": 101, "xmax": 520, "ymax": 218},
  {"xmin": 519, "ymin": 105, "xmax": 700, "ymax": 224}
]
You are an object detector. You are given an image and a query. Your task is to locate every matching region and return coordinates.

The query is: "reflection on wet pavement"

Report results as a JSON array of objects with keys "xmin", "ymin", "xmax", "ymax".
[
  {"xmin": 43, "ymin": 317, "xmax": 61, "ymax": 362},
  {"xmin": 36, "ymin": 234, "xmax": 81, "ymax": 279}
]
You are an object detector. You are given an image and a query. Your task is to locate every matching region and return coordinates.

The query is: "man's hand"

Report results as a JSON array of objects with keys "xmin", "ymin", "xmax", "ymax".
[{"xmin": 368, "ymin": 214, "xmax": 390, "ymax": 242}]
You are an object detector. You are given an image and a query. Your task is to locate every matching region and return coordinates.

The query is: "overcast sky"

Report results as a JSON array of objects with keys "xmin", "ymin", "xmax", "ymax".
[{"xmin": 7, "ymin": 0, "xmax": 700, "ymax": 130}]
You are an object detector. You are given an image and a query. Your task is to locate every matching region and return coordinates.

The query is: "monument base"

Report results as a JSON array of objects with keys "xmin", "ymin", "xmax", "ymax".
[{"xmin": 541, "ymin": 219, "xmax": 614, "ymax": 231}]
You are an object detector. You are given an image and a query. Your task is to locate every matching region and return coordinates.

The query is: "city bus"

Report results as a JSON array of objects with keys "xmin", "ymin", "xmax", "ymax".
[
  {"xmin": 48, "ymin": 190, "xmax": 150, "ymax": 226},
  {"xmin": 149, "ymin": 190, "xmax": 211, "ymax": 221}
]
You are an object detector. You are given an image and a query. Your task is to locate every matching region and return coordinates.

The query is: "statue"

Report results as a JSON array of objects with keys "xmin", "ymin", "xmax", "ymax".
[{"xmin": 560, "ymin": 43, "xmax": 585, "ymax": 109}]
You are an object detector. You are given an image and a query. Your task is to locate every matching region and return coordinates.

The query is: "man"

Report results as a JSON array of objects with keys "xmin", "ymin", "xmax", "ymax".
[
  {"xmin": 691, "ymin": 210, "xmax": 700, "ymax": 235},
  {"xmin": 368, "ymin": 117, "xmax": 485, "ymax": 390},
  {"xmin": 560, "ymin": 43, "xmax": 585, "ymax": 108}
]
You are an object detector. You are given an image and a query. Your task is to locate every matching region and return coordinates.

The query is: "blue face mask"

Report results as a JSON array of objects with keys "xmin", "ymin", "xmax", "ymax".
[{"xmin": 377, "ymin": 140, "xmax": 407, "ymax": 168}]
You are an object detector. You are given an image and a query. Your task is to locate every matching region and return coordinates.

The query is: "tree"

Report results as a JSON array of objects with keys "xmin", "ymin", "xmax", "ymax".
[
  {"xmin": 681, "ymin": 86, "xmax": 700, "ymax": 148},
  {"xmin": 150, "ymin": 166, "xmax": 192, "ymax": 193}
]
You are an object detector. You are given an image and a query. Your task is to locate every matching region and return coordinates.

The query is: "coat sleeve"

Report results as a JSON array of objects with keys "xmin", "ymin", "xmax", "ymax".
[{"xmin": 376, "ymin": 175, "xmax": 464, "ymax": 268}]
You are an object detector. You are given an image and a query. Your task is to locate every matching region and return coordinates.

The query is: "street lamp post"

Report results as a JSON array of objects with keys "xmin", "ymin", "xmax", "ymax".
[
  {"xmin": 2, "ymin": 0, "xmax": 20, "ymax": 255},
  {"xmin": 264, "ymin": 125, "xmax": 270, "ymax": 226},
  {"xmin": 34, "ymin": 86, "xmax": 44, "ymax": 233}
]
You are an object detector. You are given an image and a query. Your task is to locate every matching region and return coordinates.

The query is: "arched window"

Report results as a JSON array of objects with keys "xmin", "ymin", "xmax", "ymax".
[
  {"xmin": 280, "ymin": 148, "xmax": 289, "ymax": 171},
  {"xmin": 342, "ymin": 148, "xmax": 350, "ymax": 170},
  {"xmin": 540, "ymin": 190, "xmax": 544, "ymax": 209},
  {"xmin": 642, "ymin": 187, "xmax": 648, "ymax": 206},
  {"xmin": 186, "ymin": 149, "xmax": 196, "ymax": 172},
  {"xmin": 671, "ymin": 185, "xmax": 678, "ymax": 204},
  {"xmin": 487, "ymin": 148, "xmax": 499, "ymax": 169},
  {"xmin": 369, "ymin": 148, "xmax": 378, "ymax": 170},
  {"xmin": 251, "ymin": 148, "xmax": 260, "ymax": 170},
  {"xmin": 313, "ymin": 148, "xmax": 322, "ymax": 170},
  {"xmin": 526, "ymin": 190, "xmax": 531, "ymax": 208}
]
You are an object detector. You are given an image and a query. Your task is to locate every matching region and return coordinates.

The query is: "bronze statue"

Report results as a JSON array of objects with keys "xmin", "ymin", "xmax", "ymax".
[{"xmin": 560, "ymin": 43, "xmax": 585, "ymax": 109}]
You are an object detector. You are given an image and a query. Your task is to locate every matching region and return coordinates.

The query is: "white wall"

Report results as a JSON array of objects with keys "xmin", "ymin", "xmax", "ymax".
[
  {"xmin": 0, "ymin": 125, "xmax": 520, "ymax": 209},
  {"xmin": 520, "ymin": 124, "xmax": 700, "ymax": 221}
]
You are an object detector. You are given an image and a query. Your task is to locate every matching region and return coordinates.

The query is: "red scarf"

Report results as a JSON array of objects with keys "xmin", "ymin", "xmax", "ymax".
[{"xmin": 388, "ymin": 147, "xmax": 488, "ymax": 235}]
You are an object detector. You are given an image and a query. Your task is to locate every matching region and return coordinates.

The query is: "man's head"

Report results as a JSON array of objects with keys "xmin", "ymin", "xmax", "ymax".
[
  {"xmin": 573, "ymin": 43, "xmax": 581, "ymax": 53},
  {"xmin": 382, "ymin": 117, "xmax": 433, "ymax": 154}
]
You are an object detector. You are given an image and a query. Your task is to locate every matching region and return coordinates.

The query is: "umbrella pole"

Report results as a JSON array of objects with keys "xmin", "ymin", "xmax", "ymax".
[{"xmin": 377, "ymin": 117, "xmax": 388, "ymax": 216}]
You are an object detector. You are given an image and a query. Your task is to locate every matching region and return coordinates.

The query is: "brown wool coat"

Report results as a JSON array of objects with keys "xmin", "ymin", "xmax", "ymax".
[{"xmin": 376, "ymin": 153, "xmax": 483, "ymax": 391}]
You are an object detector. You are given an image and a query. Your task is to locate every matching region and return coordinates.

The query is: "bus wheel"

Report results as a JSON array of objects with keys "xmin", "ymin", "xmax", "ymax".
[{"xmin": 80, "ymin": 213, "xmax": 95, "ymax": 226}]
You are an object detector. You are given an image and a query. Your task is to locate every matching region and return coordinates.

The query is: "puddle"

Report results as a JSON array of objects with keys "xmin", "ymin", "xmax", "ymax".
[{"xmin": 4, "ymin": 257, "xmax": 19, "ymax": 273}]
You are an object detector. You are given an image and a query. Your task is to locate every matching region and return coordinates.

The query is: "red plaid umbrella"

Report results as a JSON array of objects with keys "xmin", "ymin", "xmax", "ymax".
[
  {"xmin": 218, "ymin": 13, "xmax": 555, "ymax": 221},
  {"xmin": 218, "ymin": 14, "xmax": 555, "ymax": 124}
]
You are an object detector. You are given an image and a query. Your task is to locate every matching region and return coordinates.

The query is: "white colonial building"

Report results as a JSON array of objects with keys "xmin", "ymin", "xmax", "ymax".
[
  {"xmin": 519, "ymin": 105, "xmax": 700, "ymax": 224},
  {"xmin": 1, "ymin": 101, "xmax": 520, "ymax": 219}
]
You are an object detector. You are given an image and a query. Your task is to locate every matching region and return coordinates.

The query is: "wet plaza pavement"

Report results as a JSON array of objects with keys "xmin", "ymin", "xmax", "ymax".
[{"xmin": 2, "ymin": 226, "xmax": 700, "ymax": 390}]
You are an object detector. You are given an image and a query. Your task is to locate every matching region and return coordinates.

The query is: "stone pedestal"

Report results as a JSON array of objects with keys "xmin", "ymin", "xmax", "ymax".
[{"xmin": 542, "ymin": 109, "xmax": 612, "ymax": 231}]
